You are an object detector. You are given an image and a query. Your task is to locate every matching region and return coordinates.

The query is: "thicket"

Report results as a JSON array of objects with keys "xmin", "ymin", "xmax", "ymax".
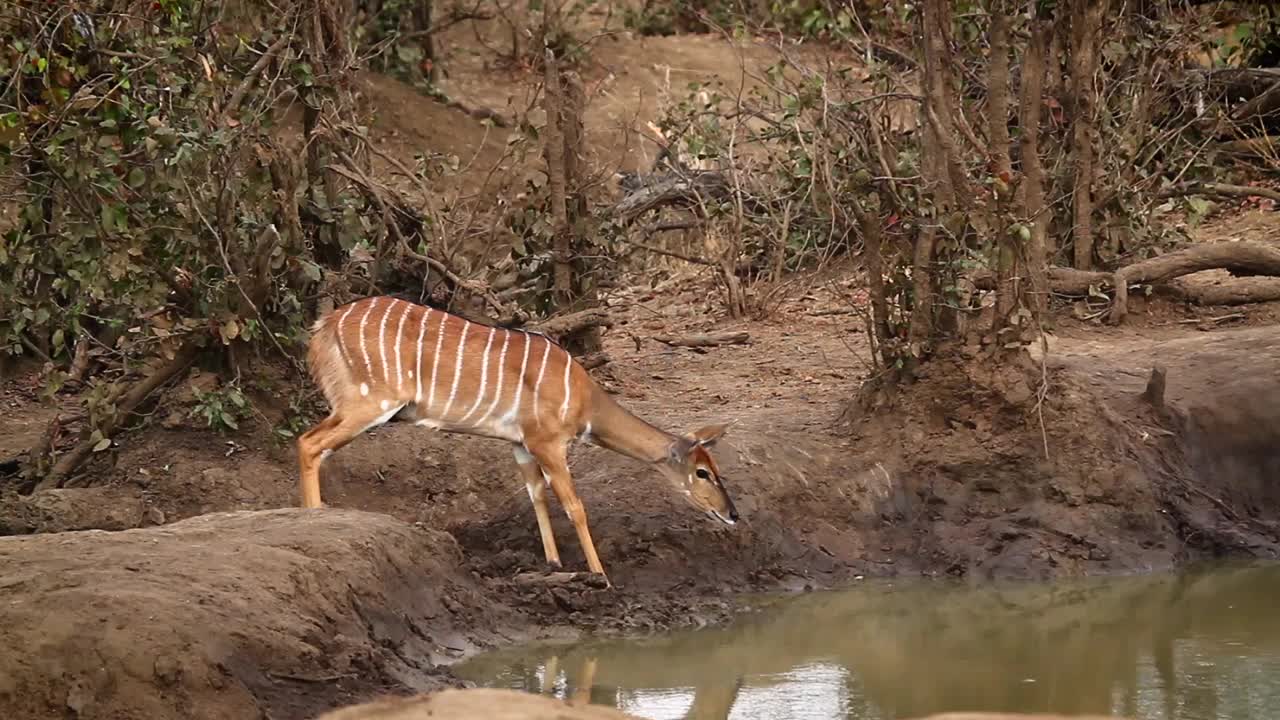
[{"xmin": 2, "ymin": 0, "xmax": 1279, "ymax": 488}]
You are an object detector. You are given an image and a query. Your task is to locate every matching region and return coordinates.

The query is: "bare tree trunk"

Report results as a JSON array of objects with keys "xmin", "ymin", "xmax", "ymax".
[
  {"xmin": 1017, "ymin": 6, "xmax": 1051, "ymax": 317},
  {"xmin": 412, "ymin": 0, "xmax": 438, "ymax": 83},
  {"xmin": 988, "ymin": 5, "xmax": 1019, "ymax": 328},
  {"xmin": 303, "ymin": 0, "xmax": 356, "ymax": 269},
  {"xmin": 911, "ymin": 0, "xmax": 966, "ymax": 355},
  {"xmin": 1069, "ymin": 0, "xmax": 1106, "ymax": 270},
  {"xmin": 921, "ymin": 0, "xmax": 970, "ymax": 204},
  {"xmin": 854, "ymin": 199, "xmax": 891, "ymax": 367},
  {"xmin": 561, "ymin": 70, "xmax": 601, "ymax": 353},
  {"xmin": 541, "ymin": 49, "xmax": 573, "ymax": 310}
]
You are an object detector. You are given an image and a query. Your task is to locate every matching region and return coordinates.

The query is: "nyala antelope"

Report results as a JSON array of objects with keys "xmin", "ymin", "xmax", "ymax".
[{"xmin": 297, "ymin": 296, "xmax": 740, "ymax": 583}]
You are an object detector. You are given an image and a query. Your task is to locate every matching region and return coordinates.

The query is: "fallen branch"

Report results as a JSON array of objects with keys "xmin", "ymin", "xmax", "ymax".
[
  {"xmin": 528, "ymin": 308, "xmax": 612, "ymax": 337},
  {"xmin": 1216, "ymin": 136, "xmax": 1280, "ymax": 159},
  {"xmin": 1159, "ymin": 181, "xmax": 1280, "ymax": 204},
  {"xmin": 512, "ymin": 570, "xmax": 609, "ymax": 588},
  {"xmin": 1187, "ymin": 67, "xmax": 1280, "ymax": 103},
  {"xmin": 1232, "ymin": 77, "xmax": 1280, "ymax": 124},
  {"xmin": 1110, "ymin": 242, "xmax": 1280, "ymax": 323},
  {"xmin": 441, "ymin": 96, "xmax": 510, "ymax": 127},
  {"xmin": 37, "ymin": 341, "xmax": 201, "ymax": 490},
  {"xmin": 613, "ymin": 171, "xmax": 732, "ymax": 222},
  {"xmin": 972, "ymin": 266, "xmax": 1111, "ymax": 295},
  {"xmin": 1165, "ymin": 276, "xmax": 1280, "ymax": 306},
  {"xmin": 652, "ymin": 331, "xmax": 750, "ymax": 348},
  {"xmin": 970, "ymin": 242, "xmax": 1280, "ymax": 315}
]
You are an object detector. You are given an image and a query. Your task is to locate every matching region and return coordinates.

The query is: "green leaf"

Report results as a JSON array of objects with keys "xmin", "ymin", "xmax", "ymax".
[{"xmin": 93, "ymin": 437, "xmax": 112, "ymax": 452}]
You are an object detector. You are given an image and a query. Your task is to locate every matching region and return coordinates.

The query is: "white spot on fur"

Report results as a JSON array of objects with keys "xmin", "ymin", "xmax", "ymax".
[
  {"xmin": 319, "ymin": 449, "xmax": 333, "ymax": 460},
  {"xmin": 380, "ymin": 399, "xmax": 391, "ymax": 411},
  {"xmin": 407, "ymin": 370, "xmax": 414, "ymax": 379},
  {"xmin": 360, "ymin": 383, "xmax": 369, "ymax": 397}
]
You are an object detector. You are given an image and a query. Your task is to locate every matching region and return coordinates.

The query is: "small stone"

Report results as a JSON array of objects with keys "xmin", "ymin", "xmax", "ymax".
[{"xmin": 154, "ymin": 655, "xmax": 182, "ymax": 686}]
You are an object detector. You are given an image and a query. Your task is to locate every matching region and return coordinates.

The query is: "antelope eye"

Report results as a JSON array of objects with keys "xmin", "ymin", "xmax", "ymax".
[{"xmin": 695, "ymin": 468, "xmax": 711, "ymax": 480}]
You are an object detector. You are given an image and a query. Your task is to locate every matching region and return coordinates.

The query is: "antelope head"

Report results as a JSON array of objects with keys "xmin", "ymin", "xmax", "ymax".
[{"xmin": 662, "ymin": 422, "xmax": 739, "ymax": 526}]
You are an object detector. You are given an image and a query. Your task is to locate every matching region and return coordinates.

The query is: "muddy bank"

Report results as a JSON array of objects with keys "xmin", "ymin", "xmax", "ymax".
[{"xmin": 0, "ymin": 510, "xmax": 507, "ymax": 720}]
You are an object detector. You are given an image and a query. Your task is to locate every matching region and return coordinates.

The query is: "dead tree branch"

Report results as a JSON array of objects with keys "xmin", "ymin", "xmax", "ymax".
[
  {"xmin": 37, "ymin": 341, "xmax": 201, "ymax": 490},
  {"xmin": 1159, "ymin": 181, "xmax": 1280, "ymax": 204},
  {"xmin": 652, "ymin": 331, "xmax": 750, "ymax": 347},
  {"xmin": 528, "ymin": 307, "xmax": 612, "ymax": 337},
  {"xmin": 612, "ymin": 172, "xmax": 732, "ymax": 222},
  {"xmin": 1110, "ymin": 242, "xmax": 1280, "ymax": 322}
]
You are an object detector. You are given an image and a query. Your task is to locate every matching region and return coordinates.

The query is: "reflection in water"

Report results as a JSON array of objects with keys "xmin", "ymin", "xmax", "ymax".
[{"xmin": 454, "ymin": 563, "xmax": 1280, "ymax": 720}]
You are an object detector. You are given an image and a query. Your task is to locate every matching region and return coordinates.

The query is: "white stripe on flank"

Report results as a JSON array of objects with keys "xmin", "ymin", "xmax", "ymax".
[
  {"xmin": 507, "ymin": 332, "xmax": 532, "ymax": 421},
  {"xmin": 531, "ymin": 335, "xmax": 551, "ymax": 427},
  {"xmin": 559, "ymin": 348, "xmax": 572, "ymax": 421},
  {"xmin": 377, "ymin": 298, "xmax": 394, "ymax": 384},
  {"xmin": 413, "ymin": 308, "xmax": 429, "ymax": 404},
  {"xmin": 458, "ymin": 326, "xmax": 496, "ymax": 423},
  {"xmin": 336, "ymin": 302, "xmax": 359, "ymax": 367},
  {"xmin": 479, "ymin": 330, "xmax": 511, "ymax": 423},
  {"xmin": 426, "ymin": 311, "xmax": 449, "ymax": 412},
  {"xmin": 440, "ymin": 320, "xmax": 470, "ymax": 418},
  {"xmin": 392, "ymin": 301, "xmax": 411, "ymax": 393},
  {"xmin": 357, "ymin": 299, "xmax": 377, "ymax": 379}
]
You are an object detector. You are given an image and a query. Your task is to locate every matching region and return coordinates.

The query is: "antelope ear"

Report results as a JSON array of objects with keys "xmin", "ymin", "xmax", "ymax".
[
  {"xmin": 667, "ymin": 436, "xmax": 696, "ymax": 464},
  {"xmin": 683, "ymin": 422, "xmax": 730, "ymax": 447}
]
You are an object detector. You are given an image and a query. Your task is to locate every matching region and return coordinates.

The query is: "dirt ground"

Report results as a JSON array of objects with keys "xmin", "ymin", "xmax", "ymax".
[{"xmin": 2, "ymin": 31, "xmax": 1280, "ymax": 720}]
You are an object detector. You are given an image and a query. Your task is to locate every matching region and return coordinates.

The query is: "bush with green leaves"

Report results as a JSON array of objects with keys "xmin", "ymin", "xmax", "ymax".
[{"xmin": 0, "ymin": 0, "xmax": 370, "ymax": 483}]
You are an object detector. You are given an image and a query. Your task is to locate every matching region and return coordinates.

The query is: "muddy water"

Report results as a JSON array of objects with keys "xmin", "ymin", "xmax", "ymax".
[{"xmin": 455, "ymin": 563, "xmax": 1280, "ymax": 719}]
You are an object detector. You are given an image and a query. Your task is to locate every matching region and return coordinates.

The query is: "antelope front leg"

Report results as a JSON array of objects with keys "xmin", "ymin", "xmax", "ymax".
[
  {"xmin": 513, "ymin": 445, "xmax": 562, "ymax": 568},
  {"xmin": 531, "ymin": 443, "xmax": 609, "ymax": 584}
]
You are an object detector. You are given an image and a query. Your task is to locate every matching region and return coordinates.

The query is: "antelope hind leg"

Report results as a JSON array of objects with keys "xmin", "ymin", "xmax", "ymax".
[{"xmin": 513, "ymin": 445, "xmax": 562, "ymax": 569}]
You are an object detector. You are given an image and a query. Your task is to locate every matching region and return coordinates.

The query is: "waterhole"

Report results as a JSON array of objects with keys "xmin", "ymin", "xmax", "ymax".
[{"xmin": 455, "ymin": 563, "xmax": 1280, "ymax": 719}]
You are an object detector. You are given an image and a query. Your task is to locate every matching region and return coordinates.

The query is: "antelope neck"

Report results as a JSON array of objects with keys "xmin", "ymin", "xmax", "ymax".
[{"xmin": 586, "ymin": 387, "xmax": 678, "ymax": 465}]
